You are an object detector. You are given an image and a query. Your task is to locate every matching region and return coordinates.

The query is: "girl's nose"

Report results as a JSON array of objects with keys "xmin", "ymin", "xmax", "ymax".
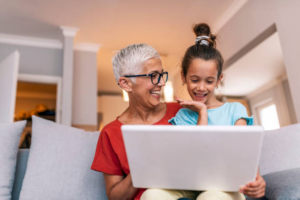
[{"xmin": 197, "ymin": 82, "xmax": 205, "ymax": 91}]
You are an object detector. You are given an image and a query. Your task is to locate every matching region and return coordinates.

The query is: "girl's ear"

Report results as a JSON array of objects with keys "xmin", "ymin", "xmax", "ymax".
[
  {"xmin": 181, "ymin": 71, "xmax": 186, "ymax": 85},
  {"xmin": 216, "ymin": 74, "xmax": 224, "ymax": 88},
  {"xmin": 118, "ymin": 77, "xmax": 133, "ymax": 92}
]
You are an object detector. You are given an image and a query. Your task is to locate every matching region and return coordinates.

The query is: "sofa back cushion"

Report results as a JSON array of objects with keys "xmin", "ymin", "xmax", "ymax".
[
  {"xmin": 0, "ymin": 121, "xmax": 26, "ymax": 200},
  {"xmin": 259, "ymin": 123, "xmax": 300, "ymax": 175},
  {"xmin": 19, "ymin": 116, "xmax": 108, "ymax": 200}
]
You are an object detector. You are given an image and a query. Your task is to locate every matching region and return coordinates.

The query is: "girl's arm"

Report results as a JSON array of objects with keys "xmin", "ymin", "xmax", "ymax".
[
  {"xmin": 197, "ymin": 109, "xmax": 208, "ymax": 125},
  {"xmin": 175, "ymin": 97, "xmax": 208, "ymax": 125},
  {"xmin": 103, "ymin": 173, "xmax": 138, "ymax": 200},
  {"xmin": 240, "ymin": 168, "xmax": 266, "ymax": 198},
  {"xmin": 235, "ymin": 118, "xmax": 266, "ymax": 198},
  {"xmin": 234, "ymin": 118, "xmax": 247, "ymax": 125}
]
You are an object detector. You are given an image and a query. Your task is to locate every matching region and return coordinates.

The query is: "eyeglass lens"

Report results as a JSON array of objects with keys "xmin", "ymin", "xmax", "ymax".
[{"xmin": 151, "ymin": 72, "xmax": 168, "ymax": 85}]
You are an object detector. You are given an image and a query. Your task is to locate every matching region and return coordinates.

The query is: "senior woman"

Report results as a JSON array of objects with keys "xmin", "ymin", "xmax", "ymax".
[{"xmin": 91, "ymin": 44, "xmax": 198, "ymax": 200}]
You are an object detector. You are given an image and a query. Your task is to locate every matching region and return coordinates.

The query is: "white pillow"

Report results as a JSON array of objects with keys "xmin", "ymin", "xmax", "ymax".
[
  {"xmin": 259, "ymin": 123, "xmax": 300, "ymax": 175},
  {"xmin": 19, "ymin": 116, "xmax": 102, "ymax": 200},
  {"xmin": 0, "ymin": 121, "xmax": 26, "ymax": 200}
]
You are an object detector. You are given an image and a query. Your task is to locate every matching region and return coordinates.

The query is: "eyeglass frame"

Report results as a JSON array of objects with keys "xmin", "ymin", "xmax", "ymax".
[{"xmin": 123, "ymin": 71, "xmax": 168, "ymax": 85}]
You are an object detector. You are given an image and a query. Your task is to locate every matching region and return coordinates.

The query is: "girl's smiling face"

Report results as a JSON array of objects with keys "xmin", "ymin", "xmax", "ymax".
[{"xmin": 182, "ymin": 58, "xmax": 222, "ymax": 104}]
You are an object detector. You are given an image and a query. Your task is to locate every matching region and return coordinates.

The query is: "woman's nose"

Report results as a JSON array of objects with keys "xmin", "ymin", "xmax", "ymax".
[{"xmin": 157, "ymin": 77, "xmax": 166, "ymax": 86}]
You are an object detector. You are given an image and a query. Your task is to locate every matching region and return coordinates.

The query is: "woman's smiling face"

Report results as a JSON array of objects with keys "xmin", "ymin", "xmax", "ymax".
[
  {"xmin": 130, "ymin": 58, "xmax": 166, "ymax": 108},
  {"xmin": 182, "ymin": 58, "xmax": 221, "ymax": 104}
]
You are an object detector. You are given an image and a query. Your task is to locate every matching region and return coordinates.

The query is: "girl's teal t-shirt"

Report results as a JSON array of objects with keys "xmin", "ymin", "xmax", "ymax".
[{"xmin": 169, "ymin": 102, "xmax": 253, "ymax": 125}]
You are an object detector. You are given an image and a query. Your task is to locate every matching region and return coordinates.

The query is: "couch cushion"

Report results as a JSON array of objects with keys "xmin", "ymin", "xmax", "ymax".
[
  {"xmin": 263, "ymin": 168, "xmax": 300, "ymax": 200},
  {"xmin": 19, "ymin": 116, "xmax": 108, "ymax": 200},
  {"xmin": 259, "ymin": 123, "xmax": 300, "ymax": 175},
  {"xmin": 0, "ymin": 121, "xmax": 26, "ymax": 200}
]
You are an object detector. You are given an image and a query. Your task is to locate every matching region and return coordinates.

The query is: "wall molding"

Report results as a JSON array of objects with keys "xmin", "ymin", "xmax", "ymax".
[
  {"xmin": 74, "ymin": 43, "xmax": 101, "ymax": 52},
  {"xmin": 224, "ymin": 24, "xmax": 277, "ymax": 70},
  {"xmin": 60, "ymin": 26, "xmax": 79, "ymax": 37},
  {"xmin": 213, "ymin": 0, "xmax": 249, "ymax": 33},
  {"xmin": 0, "ymin": 33, "xmax": 63, "ymax": 49},
  {"xmin": 17, "ymin": 91, "xmax": 56, "ymax": 100}
]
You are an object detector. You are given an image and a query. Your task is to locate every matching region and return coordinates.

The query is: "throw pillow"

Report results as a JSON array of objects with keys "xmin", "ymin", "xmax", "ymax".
[
  {"xmin": 19, "ymin": 116, "xmax": 106, "ymax": 200},
  {"xmin": 263, "ymin": 168, "xmax": 300, "ymax": 200},
  {"xmin": 259, "ymin": 123, "xmax": 300, "ymax": 175},
  {"xmin": 0, "ymin": 121, "xmax": 26, "ymax": 200}
]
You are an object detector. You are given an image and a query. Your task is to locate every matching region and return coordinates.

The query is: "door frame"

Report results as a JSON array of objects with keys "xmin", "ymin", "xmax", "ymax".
[{"xmin": 17, "ymin": 73, "xmax": 62, "ymax": 124}]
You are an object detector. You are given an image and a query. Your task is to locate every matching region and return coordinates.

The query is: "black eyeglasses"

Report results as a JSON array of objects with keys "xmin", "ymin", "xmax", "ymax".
[{"xmin": 124, "ymin": 71, "xmax": 168, "ymax": 85}]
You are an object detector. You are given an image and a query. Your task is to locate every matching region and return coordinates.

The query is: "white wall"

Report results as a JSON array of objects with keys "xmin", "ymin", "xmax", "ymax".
[
  {"xmin": 0, "ymin": 43, "xmax": 63, "ymax": 76},
  {"xmin": 248, "ymin": 79, "xmax": 296, "ymax": 126},
  {"xmin": 173, "ymin": 70, "xmax": 192, "ymax": 101},
  {"xmin": 282, "ymin": 79, "xmax": 297, "ymax": 124},
  {"xmin": 218, "ymin": 0, "xmax": 300, "ymax": 122},
  {"xmin": 72, "ymin": 51, "xmax": 98, "ymax": 126},
  {"xmin": 98, "ymin": 95, "xmax": 129, "ymax": 127}
]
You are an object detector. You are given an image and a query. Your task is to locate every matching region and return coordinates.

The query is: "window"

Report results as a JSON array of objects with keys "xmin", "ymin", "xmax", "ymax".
[{"xmin": 258, "ymin": 103, "xmax": 280, "ymax": 130}]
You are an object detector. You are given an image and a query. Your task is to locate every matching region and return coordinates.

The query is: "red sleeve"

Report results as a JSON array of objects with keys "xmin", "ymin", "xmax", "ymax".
[
  {"xmin": 167, "ymin": 102, "xmax": 182, "ymax": 115},
  {"xmin": 91, "ymin": 128, "xmax": 123, "ymax": 175}
]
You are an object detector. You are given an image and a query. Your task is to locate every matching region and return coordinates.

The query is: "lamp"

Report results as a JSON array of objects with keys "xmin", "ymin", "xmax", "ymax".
[
  {"xmin": 123, "ymin": 90, "xmax": 129, "ymax": 102},
  {"xmin": 164, "ymin": 81, "xmax": 174, "ymax": 102}
]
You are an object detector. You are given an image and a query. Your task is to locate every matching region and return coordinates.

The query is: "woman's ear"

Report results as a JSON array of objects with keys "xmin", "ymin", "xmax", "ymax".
[
  {"xmin": 216, "ymin": 74, "xmax": 224, "ymax": 88},
  {"xmin": 181, "ymin": 71, "xmax": 186, "ymax": 85},
  {"xmin": 118, "ymin": 77, "xmax": 133, "ymax": 92}
]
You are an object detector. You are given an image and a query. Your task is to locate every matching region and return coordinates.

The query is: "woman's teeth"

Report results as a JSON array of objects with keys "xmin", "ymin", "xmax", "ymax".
[{"xmin": 151, "ymin": 91, "xmax": 160, "ymax": 94}]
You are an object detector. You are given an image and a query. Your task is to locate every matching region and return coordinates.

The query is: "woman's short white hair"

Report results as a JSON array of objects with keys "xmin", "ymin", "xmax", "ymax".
[{"xmin": 112, "ymin": 44, "xmax": 161, "ymax": 83}]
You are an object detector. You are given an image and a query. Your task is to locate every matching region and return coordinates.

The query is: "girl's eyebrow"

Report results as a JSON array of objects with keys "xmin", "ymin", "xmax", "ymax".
[{"xmin": 190, "ymin": 75, "xmax": 215, "ymax": 79}]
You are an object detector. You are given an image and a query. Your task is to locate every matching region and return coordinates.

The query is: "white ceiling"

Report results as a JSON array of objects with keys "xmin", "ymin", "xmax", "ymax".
[
  {"xmin": 0, "ymin": 0, "xmax": 244, "ymax": 93},
  {"xmin": 219, "ymin": 32, "xmax": 286, "ymax": 97}
]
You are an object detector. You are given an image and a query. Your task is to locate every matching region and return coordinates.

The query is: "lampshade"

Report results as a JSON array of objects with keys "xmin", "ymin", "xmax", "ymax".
[
  {"xmin": 123, "ymin": 90, "xmax": 129, "ymax": 102},
  {"xmin": 164, "ymin": 81, "xmax": 174, "ymax": 102}
]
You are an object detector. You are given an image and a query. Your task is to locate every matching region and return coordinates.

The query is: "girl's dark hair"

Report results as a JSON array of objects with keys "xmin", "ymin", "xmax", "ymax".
[{"xmin": 182, "ymin": 23, "xmax": 224, "ymax": 79}]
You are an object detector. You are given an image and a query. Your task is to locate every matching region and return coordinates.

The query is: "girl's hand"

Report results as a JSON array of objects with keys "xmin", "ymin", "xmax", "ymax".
[
  {"xmin": 240, "ymin": 170, "xmax": 266, "ymax": 198},
  {"xmin": 175, "ymin": 97, "xmax": 207, "ymax": 113}
]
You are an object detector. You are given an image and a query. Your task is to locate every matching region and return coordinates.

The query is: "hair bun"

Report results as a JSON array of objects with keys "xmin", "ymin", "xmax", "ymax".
[{"xmin": 193, "ymin": 23, "xmax": 216, "ymax": 47}]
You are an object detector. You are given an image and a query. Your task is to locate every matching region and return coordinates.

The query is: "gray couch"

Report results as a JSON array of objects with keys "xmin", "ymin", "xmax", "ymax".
[{"xmin": 11, "ymin": 123, "xmax": 300, "ymax": 200}]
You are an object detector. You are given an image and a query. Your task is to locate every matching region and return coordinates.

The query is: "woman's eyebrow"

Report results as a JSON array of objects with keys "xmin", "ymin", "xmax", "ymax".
[{"xmin": 149, "ymin": 69, "xmax": 164, "ymax": 73}]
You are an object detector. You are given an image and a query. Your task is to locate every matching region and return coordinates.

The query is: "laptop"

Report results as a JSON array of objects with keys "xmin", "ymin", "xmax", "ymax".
[{"xmin": 121, "ymin": 125, "xmax": 264, "ymax": 192}]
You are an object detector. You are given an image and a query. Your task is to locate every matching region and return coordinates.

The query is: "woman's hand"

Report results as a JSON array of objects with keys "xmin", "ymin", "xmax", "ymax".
[
  {"xmin": 175, "ymin": 97, "xmax": 207, "ymax": 113},
  {"xmin": 240, "ymin": 169, "xmax": 266, "ymax": 198}
]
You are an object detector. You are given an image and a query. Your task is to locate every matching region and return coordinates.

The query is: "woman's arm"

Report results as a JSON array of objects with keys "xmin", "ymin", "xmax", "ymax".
[{"xmin": 103, "ymin": 173, "xmax": 138, "ymax": 200}]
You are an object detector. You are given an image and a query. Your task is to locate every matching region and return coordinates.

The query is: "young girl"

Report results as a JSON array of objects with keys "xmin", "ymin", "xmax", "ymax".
[{"xmin": 168, "ymin": 23, "xmax": 266, "ymax": 199}]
